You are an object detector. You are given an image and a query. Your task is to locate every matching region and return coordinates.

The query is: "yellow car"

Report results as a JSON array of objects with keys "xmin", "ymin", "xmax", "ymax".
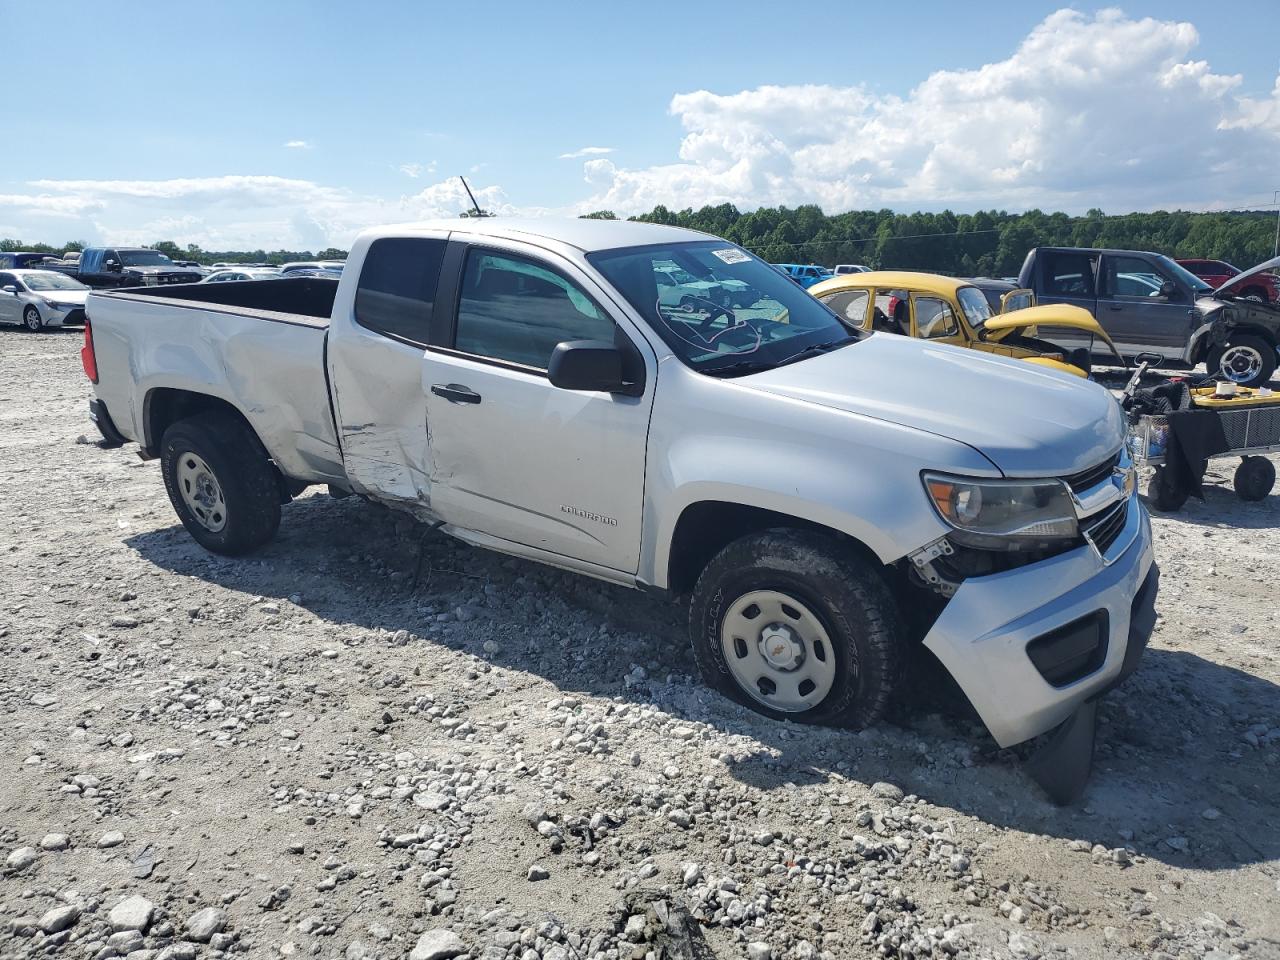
[{"xmin": 809, "ymin": 271, "xmax": 1121, "ymax": 378}]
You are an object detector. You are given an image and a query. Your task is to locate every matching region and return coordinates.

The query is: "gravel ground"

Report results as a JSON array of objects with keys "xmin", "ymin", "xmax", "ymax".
[{"xmin": 1, "ymin": 329, "xmax": 1278, "ymax": 960}]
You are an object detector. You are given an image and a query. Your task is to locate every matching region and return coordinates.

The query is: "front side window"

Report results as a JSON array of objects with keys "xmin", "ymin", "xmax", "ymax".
[
  {"xmin": 589, "ymin": 241, "xmax": 859, "ymax": 376},
  {"xmin": 1104, "ymin": 256, "xmax": 1167, "ymax": 298},
  {"xmin": 913, "ymin": 297, "xmax": 959, "ymax": 339},
  {"xmin": 354, "ymin": 237, "xmax": 447, "ymax": 346},
  {"xmin": 1001, "ymin": 290, "xmax": 1034, "ymax": 313},
  {"xmin": 455, "ymin": 250, "xmax": 613, "ymax": 369},
  {"xmin": 0, "ymin": 272, "xmax": 17, "ymax": 289},
  {"xmin": 957, "ymin": 286, "xmax": 994, "ymax": 326}
]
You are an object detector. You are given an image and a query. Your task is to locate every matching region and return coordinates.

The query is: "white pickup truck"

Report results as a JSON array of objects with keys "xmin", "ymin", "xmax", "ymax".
[{"xmin": 82, "ymin": 218, "xmax": 1158, "ymax": 801}]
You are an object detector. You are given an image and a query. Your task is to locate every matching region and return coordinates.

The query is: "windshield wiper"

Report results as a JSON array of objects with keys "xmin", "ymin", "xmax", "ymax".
[
  {"xmin": 701, "ymin": 337, "xmax": 856, "ymax": 378},
  {"xmin": 701, "ymin": 358, "xmax": 778, "ymax": 378},
  {"xmin": 774, "ymin": 337, "xmax": 857, "ymax": 367}
]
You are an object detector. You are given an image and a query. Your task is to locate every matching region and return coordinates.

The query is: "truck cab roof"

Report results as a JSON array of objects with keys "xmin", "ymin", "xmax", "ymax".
[{"xmin": 361, "ymin": 217, "xmax": 713, "ymax": 254}]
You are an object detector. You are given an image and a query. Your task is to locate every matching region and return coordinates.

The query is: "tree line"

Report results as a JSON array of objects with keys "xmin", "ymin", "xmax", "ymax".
[
  {"xmin": 6, "ymin": 206, "xmax": 1277, "ymax": 275},
  {"xmin": 587, "ymin": 205, "xmax": 1279, "ymax": 276}
]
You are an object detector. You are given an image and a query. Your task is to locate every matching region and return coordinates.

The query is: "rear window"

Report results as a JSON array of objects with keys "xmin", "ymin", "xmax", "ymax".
[{"xmin": 354, "ymin": 238, "xmax": 447, "ymax": 346}]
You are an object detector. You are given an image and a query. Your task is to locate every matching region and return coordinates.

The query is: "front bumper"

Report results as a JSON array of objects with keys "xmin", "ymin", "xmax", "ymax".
[{"xmin": 922, "ymin": 491, "xmax": 1156, "ymax": 748}]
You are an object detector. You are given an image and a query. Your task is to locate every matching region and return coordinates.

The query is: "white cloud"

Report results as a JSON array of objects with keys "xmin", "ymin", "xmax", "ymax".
[
  {"xmin": 579, "ymin": 9, "xmax": 1280, "ymax": 215},
  {"xmin": 559, "ymin": 146, "xmax": 616, "ymax": 160},
  {"xmin": 284, "ymin": 140, "xmax": 313, "ymax": 150},
  {"xmin": 12, "ymin": 175, "xmax": 521, "ymax": 250},
  {"xmin": 398, "ymin": 161, "xmax": 437, "ymax": 179}
]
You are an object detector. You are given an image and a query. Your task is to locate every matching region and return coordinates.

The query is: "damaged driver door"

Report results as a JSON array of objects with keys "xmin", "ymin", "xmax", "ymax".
[{"xmin": 421, "ymin": 242, "xmax": 656, "ymax": 575}]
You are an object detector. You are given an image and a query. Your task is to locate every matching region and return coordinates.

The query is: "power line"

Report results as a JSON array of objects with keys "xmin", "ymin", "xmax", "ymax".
[{"xmin": 733, "ymin": 206, "xmax": 1280, "ymax": 254}]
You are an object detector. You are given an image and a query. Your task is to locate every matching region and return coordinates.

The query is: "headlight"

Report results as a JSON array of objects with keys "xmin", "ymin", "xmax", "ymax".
[
  {"xmin": 922, "ymin": 473, "xmax": 1078, "ymax": 549},
  {"xmin": 40, "ymin": 298, "xmax": 62, "ymax": 309}
]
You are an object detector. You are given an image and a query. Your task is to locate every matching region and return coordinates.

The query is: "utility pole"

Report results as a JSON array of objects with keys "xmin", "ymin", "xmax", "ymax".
[{"xmin": 1274, "ymin": 190, "xmax": 1279, "ymax": 258}]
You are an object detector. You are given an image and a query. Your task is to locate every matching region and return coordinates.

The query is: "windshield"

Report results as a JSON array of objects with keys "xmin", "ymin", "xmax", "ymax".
[
  {"xmin": 1154, "ymin": 255, "xmax": 1212, "ymax": 293},
  {"xmin": 22, "ymin": 272, "xmax": 88, "ymax": 291},
  {"xmin": 956, "ymin": 286, "xmax": 994, "ymax": 327},
  {"xmin": 589, "ymin": 241, "xmax": 859, "ymax": 375},
  {"xmin": 119, "ymin": 250, "xmax": 174, "ymax": 267}
]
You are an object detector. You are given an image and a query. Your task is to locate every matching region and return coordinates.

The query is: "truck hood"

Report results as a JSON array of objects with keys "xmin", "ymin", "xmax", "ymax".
[
  {"xmin": 737, "ymin": 334, "xmax": 1125, "ymax": 477},
  {"xmin": 124, "ymin": 265, "xmax": 202, "ymax": 276},
  {"xmin": 1213, "ymin": 255, "xmax": 1280, "ymax": 298}
]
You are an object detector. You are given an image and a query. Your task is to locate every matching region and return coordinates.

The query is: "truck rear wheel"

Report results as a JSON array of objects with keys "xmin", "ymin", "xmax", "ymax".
[
  {"xmin": 688, "ymin": 529, "xmax": 901, "ymax": 728},
  {"xmin": 160, "ymin": 413, "xmax": 281, "ymax": 555}
]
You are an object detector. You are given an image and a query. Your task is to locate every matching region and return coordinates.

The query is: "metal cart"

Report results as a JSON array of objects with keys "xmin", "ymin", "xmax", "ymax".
[{"xmin": 1128, "ymin": 403, "xmax": 1280, "ymax": 511}]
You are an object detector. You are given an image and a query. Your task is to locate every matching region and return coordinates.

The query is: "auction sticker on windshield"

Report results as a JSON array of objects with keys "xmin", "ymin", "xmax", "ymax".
[{"xmin": 711, "ymin": 248, "xmax": 750, "ymax": 265}]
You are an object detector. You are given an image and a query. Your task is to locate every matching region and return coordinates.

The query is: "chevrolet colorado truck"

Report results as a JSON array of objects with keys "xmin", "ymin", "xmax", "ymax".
[
  {"xmin": 82, "ymin": 218, "xmax": 1158, "ymax": 802},
  {"xmin": 1019, "ymin": 246, "xmax": 1280, "ymax": 385}
]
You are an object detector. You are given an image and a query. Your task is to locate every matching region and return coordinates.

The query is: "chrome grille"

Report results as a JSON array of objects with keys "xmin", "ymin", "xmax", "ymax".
[
  {"xmin": 1062, "ymin": 450, "xmax": 1121, "ymax": 494},
  {"xmin": 1084, "ymin": 500, "xmax": 1128, "ymax": 555}
]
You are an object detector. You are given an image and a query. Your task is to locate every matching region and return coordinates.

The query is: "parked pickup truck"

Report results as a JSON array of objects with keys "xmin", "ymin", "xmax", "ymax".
[
  {"xmin": 58, "ymin": 247, "xmax": 204, "ymax": 289},
  {"xmin": 1019, "ymin": 246, "xmax": 1280, "ymax": 385},
  {"xmin": 83, "ymin": 218, "xmax": 1158, "ymax": 801}
]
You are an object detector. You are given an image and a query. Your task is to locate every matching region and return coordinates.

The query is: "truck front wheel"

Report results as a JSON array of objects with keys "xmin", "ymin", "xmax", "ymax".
[
  {"xmin": 1206, "ymin": 334, "xmax": 1277, "ymax": 387},
  {"xmin": 688, "ymin": 529, "xmax": 901, "ymax": 728},
  {"xmin": 160, "ymin": 413, "xmax": 282, "ymax": 555}
]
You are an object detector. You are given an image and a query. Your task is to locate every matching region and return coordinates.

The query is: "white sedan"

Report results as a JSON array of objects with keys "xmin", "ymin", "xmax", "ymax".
[
  {"xmin": 0, "ymin": 269, "xmax": 90, "ymax": 330},
  {"xmin": 200, "ymin": 268, "xmax": 284, "ymax": 283}
]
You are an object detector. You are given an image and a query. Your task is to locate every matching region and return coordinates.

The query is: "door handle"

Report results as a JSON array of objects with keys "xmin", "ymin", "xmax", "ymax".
[
  {"xmin": 1107, "ymin": 304, "xmax": 1123, "ymax": 311},
  {"xmin": 431, "ymin": 383, "xmax": 482, "ymax": 405}
]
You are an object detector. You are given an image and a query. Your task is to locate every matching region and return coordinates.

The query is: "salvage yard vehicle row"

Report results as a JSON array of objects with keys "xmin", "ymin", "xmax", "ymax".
[{"xmin": 82, "ymin": 218, "xmax": 1157, "ymax": 802}]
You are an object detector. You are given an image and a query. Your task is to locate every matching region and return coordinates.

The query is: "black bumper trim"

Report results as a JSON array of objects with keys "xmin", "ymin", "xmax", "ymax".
[
  {"xmin": 88, "ymin": 399, "xmax": 128, "ymax": 448},
  {"xmin": 1025, "ymin": 561, "xmax": 1160, "ymax": 805}
]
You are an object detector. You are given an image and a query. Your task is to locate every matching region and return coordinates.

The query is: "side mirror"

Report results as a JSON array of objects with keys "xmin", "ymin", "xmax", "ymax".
[
  {"xmin": 549, "ymin": 340, "xmax": 636, "ymax": 395},
  {"xmin": 1158, "ymin": 280, "xmax": 1177, "ymax": 299},
  {"xmin": 1, "ymin": 285, "xmax": 16, "ymax": 294},
  {"xmin": 105, "ymin": 260, "xmax": 121, "ymax": 272}
]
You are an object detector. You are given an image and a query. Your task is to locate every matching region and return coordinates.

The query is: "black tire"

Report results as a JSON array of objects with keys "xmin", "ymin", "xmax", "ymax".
[
  {"xmin": 160, "ymin": 413, "xmax": 281, "ymax": 555},
  {"xmin": 1233, "ymin": 456, "xmax": 1276, "ymax": 502},
  {"xmin": 1146, "ymin": 466, "xmax": 1189, "ymax": 512},
  {"xmin": 1206, "ymin": 334, "xmax": 1277, "ymax": 388},
  {"xmin": 23, "ymin": 306, "xmax": 43, "ymax": 332},
  {"xmin": 688, "ymin": 528, "xmax": 901, "ymax": 728}
]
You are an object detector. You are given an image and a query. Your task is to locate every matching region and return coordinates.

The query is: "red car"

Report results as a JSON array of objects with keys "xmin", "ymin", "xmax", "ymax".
[{"xmin": 1176, "ymin": 258, "xmax": 1278, "ymax": 303}]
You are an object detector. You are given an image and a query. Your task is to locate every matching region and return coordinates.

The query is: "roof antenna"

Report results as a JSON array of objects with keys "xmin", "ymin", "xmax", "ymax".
[{"xmin": 458, "ymin": 175, "xmax": 492, "ymax": 218}]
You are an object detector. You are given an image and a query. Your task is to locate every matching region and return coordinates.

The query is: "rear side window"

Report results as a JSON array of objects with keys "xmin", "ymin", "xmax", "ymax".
[
  {"xmin": 1042, "ymin": 252, "xmax": 1097, "ymax": 297},
  {"xmin": 818, "ymin": 289, "xmax": 870, "ymax": 328},
  {"xmin": 354, "ymin": 238, "xmax": 447, "ymax": 346}
]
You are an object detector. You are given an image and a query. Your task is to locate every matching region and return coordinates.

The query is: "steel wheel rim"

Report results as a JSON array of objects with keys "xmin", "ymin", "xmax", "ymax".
[
  {"xmin": 24, "ymin": 308, "xmax": 40, "ymax": 331},
  {"xmin": 1219, "ymin": 345, "xmax": 1263, "ymax": 383},
  {"xmin": 720, "ymin": 589, "xmax": 837, "ymax": 712},
  {"xmin": 177, "ymin": 452, "xmax": 228, "ymax": 532}
]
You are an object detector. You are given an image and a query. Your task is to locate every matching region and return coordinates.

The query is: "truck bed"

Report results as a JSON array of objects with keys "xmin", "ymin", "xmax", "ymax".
[
  {"xmin": 86, "ymin": 278, "xmax": 347, "ymax": 486},
  {"xmin": 95, "ymin": 276, "xmax": 338, "ymax": 327}
]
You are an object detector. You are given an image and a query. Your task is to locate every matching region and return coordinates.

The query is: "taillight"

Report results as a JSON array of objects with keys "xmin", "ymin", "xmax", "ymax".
[{"xmin": 81, "ymin": 319, "xmax": 98, "ymax": 383}]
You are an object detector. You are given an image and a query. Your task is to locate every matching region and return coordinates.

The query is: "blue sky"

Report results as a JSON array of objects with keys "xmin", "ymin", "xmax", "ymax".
[{"xmin": 4, "ymin": 1, "xmax": 1280, "ymax": 249}]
